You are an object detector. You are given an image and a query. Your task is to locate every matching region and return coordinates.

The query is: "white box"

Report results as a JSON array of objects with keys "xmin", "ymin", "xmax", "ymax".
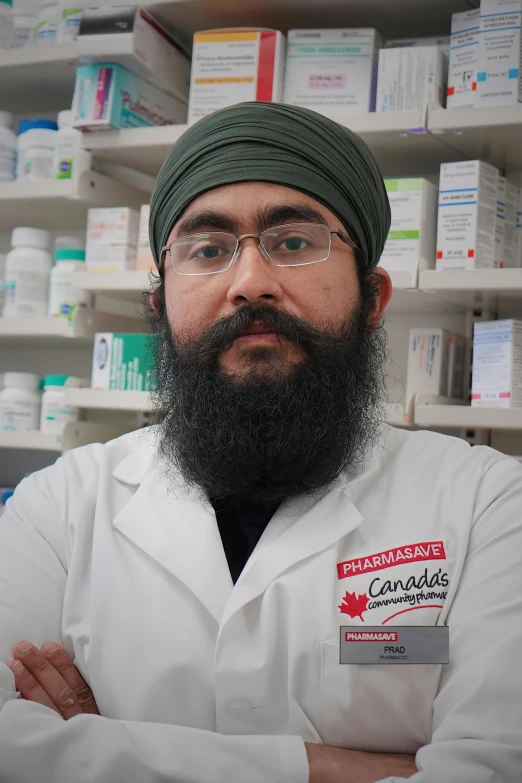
[
  {"xmin": 385, "ymin": 36, "xmax": 450, "ymax": 59},
  {"xmin": 447, "ymin": 332, "xmax": 467, "ymax": 399},
  {"xmin": 515, "ymin": 187, "xmax": 522, "ymax": 265},
  {"xmin": 188, "ymin": 28, "xmax": 286, "ymax": 124},
  {"xmin": 78, "ymin": 6, "xmax": 190, "ymax": 103},
  {"xmin": 377, "ymin": 46, "xmax": 446, "ymax": 112},
  {"xmin": 436, "ymin": 160, "xmax": 499, "ymax": 270},
  {"xmin": 380, "ymin": 178, "xmax": 438, "ymax": 275},
  {"xmin": 283, "ymin": 29, "xmax": 381, "ymax": 115},
  {"xmin": 472, "ymin": 319, "xmax": 522, "ymax": 407},
  {"xmin": 503, "ymin": 181, "xmax": 520, "ymax": 267},
  {"xmin": 406, "ymin": 328, "xmax": 450, "ymax": 405},
  {"xmin": 86, "ymin": 208, "xmax": 140, "ymax": 273},
  {"xmin": 477, "ymin": 0, "xmax": 522, "ymax": 107},
  {"xmin": 495, "ymin": 175, "xmax": 507, "ymax": 267},
  {"xmin": 447, "ymin": 9, "xmax": 480, "ymax": 108},
  {"xmin": 136, "ymin": 204, "xmax": 156, "ymax": 272}
]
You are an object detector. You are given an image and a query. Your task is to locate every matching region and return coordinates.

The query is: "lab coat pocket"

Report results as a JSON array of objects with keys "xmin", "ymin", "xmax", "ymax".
[{"xmin": 320, "ymin": 639, "xmax": 440, "ymax": 753}]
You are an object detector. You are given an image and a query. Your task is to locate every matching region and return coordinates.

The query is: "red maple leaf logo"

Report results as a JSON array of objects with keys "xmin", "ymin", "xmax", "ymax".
[{"xmin": 338, "ymin": 591, "xmax": 369, "ymax": 621}]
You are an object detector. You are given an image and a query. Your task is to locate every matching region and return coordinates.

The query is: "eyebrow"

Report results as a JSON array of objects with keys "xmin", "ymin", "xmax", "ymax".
[{"xmin": 174, "ymin": 203, "xmax": 330, "ymax": 239}]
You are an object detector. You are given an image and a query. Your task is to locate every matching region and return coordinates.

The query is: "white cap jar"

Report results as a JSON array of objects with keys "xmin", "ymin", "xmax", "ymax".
[
  {"xmin": 0, "ymin": 372, "xmax": 41, "ymax": 431},
  {"xmin": 17, "ymin": 127, "xmax": 56, "ymax": 180},
  {"xmin": 40, "ymin": 374, "xmax": 79, "ymax": 435},
  {"xmin": 3, "ymin": 227, "xmax": 52, "ymax": 317}
]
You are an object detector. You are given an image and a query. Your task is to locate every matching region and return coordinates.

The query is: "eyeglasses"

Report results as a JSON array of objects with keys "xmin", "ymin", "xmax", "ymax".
[{"xmin": 159, "ymin": 223, "xmax": 359, "ymax": 276}]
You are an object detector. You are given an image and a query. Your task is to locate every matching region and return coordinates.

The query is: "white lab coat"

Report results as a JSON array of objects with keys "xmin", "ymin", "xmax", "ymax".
[{"xmin": 0, "ymin": 424, "xmax": 521, "ymax": 783}]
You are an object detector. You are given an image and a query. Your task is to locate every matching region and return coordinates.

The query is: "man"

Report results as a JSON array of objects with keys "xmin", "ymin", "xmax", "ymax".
[{"xmin": 0, "ymin": 102, "xmax": 521, "ymax": 783}]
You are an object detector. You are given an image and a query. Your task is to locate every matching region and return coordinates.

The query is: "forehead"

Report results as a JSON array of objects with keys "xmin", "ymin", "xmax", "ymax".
[{"xmin": 170, "ymin": 181, "xmax": 342, "ymax": 234}]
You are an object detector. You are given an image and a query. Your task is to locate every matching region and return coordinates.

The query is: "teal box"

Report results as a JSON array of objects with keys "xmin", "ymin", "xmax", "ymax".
[
  {"xmin": 72, "ymin": 62, "xmax": 187, "ymax": 131},
  {"xmin": 92, "ymin": 333, "xmax": 159, "ymax": 392}
]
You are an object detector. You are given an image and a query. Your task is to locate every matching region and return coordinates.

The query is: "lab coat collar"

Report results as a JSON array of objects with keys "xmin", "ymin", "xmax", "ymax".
[{"xmin": 112, "ymin": 426, "xmax": 382, "ymax": 626}]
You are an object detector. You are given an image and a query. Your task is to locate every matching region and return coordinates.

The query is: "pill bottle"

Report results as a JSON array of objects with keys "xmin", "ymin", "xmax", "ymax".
[
  {"xmin": 16, "ymin": 118, "xmax": 58, "ymax": 179},
  {"xmin": 0, "ymin": 372, "xmax": 41, "ymax": 431},
  {"xmin": 48, "ymin": 247, "xmax": 92, "ymax": 320},
  {"xmin": 40, "ymin": 374, "xmax": 79, "ymax": 434},
  {"xmin": 18, "ymin": 127, "xmax": 57, "ymax": 180},
  {"xmin": 12, "ymin": 11, "xmax": 35, "ymax": 46},
  {"xmin": 0, "ymin": 111, "xmax": 16, "ymax": 181},
  {"xmin": 34, "ymin": 2, "xmax": 57, "ymax": 45},
  {"xmin": 0, "ymin": 253, "xmax": 6, "ymax": 314},
  {"xmin": 0, "ymin": 0, "xmax": 13, "ymax": 49},
  {"xmin": 52, "ymin": 109, "xmax": 91, "ymax": 180},
  {"xmin": 56, "ymin": 1, "xmax": 84, "ymax": 43},
  {"xmin": 4, "ymin": 227, "xmax": 52, "ymax": 318}
]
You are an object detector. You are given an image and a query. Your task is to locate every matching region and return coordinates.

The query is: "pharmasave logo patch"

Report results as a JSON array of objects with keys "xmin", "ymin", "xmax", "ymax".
[{"xmin": 337, "ymin": 541, "xmax": 449, "ymax": 624}]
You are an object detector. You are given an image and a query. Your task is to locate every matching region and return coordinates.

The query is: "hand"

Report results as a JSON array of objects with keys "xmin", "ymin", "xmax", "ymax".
[
  {"xmin": 305, "ymin": 742, "xmax": 418, "ymax": 783},
  {"xmin": 9, "ymin": 641, "xmax": 100, "ymax": 720}
]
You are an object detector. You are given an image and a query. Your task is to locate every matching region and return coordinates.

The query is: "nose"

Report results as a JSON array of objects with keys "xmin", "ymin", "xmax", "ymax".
[{"xmin": 226, "ymin": 237, "xmax": 282, "ymax": 306}]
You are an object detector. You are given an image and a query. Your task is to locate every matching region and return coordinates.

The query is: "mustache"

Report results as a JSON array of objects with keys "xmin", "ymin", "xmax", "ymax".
[{"xmin": 176, "ymin": 303, "xmax": 344, "ymax": 360}]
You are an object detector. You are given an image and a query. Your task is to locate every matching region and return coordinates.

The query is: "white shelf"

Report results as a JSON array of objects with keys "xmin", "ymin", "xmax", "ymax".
[
  {"xmin": 0, "ymin": 310, "xmax": 143, "ymax": 345},
  {"xmin": 64, "ymin": 388, "xmax": 152, "ymax": 412},
  {"xmin": 72, "ymin": 271, "xmax": 153, "ymax": 302},
  {"xmin": 83, "ymin": 125, "xmax": 189, "ymax": 177},
  {"xmin": 0, "ymin": 43, "xmax": 79, "ymax": 113},
  {"xmin": 419, "ymin": 269, "xmax": 522, "ymax": 312},
  {"xmin": 415, "ymin": 405, "xmax": 522, "ymax": 431},
  {"xmin": 0, "ymin": 172, "xmax": 149, "ymax": 231},
  {"xmin": 0, "ymin": 430, "xmax": 63, "ymax": 452},
  {"xmin": 0, "ymin": 422, "xmax": 134, "ymax": 452}
]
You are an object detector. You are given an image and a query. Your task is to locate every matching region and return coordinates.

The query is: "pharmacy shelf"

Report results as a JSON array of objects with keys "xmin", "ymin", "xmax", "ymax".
[
  {"xmin": 0, "ymin": 42, "xmax": 79, "ymax": 113},
  {"xmin": 428, "ymin": 105, "xmax": 522, "ymax": 172},
  {"xmin": 84, "ymin": 111, "xmax": 463, "ymax": 178},
  {"xmin": 415, "ymin": 405, "xmax": 522, "ymax": 431},
  {"xmin": 0, "ymin": 421, "xmax": 133, "ymax": 452},
  {"xmin": 0, "ymin": 172, "xmax": 149, "ymax": 231},
  {"xmin": 72, "ymin": 271, "xmax": 153, "ymax": 302},
  {"xmin": 64, "ymin": 388, "xmax": 153, "ymax": 412},
  {"xmin": 146, "ymin": 0, "xmax": 475, "ymax": 42},
  {"xmin": 419, "ymin": 269, "xmax": 522, "ymax": 312},
  {"xmin": 0, "ymin": 430, "xmax": 63, "ymax": 452},
  {"xmin": 0, "ymin": 310, "xmax": 142, "ymax": 345}
]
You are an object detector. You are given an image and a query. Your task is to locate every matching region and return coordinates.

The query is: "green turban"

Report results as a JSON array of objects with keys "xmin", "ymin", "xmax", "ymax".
[{"xmin": 149, "ymin": 101, "xmax": 391, "ymax": 274}]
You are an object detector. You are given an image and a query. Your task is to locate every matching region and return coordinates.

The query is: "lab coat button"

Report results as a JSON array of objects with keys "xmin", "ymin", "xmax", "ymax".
[{"xmin": 226, "ymin": 698, "xmax": 254, "ymax": 716}]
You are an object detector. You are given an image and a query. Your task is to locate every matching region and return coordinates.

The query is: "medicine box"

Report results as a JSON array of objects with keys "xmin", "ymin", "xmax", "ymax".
[
  {"xmin": 283, "ymin": 29, "xmax": 381, "ymax": 115},
  {"xmin": 86, "ymin": 207, "xmax": 140, "ymax": 273},
  {"xmin": 380, "ymin": 178, "xmax": 438, "ymax": 276},
  {"xmin": 477, "ymin": 0, "xmax": 522, "ymax": 107},
  {"xmin": 406, "ymin": 328, "xmax": 450, "ymax": 405},
  {"xmin": 436, "ymin": 160, "xmax": 499, "ymax": 270},
  {"xmin": 447, "ymin": 332, "xmax": 467, "ymax": 400},
  {"xmin": 385, "ymin": 36, "xmax": 450, "ymax": 58},
  {"xmin": 188, "ymin": 28, "xmax": 286, "ymax": 124},
  {"xmin": 495, "ymin": 175, "xmax": 507, "ymax": 267},
  {"xmin": 447, "ymin": 9, "xmax": 480, "ymax": 108},
  {"xmin": 72, "ymin": 62, "xmax": 187, "ymax": 131},
  {"xmin": 136, "ymin": 204, "xmax": 156, "ymax": 272},
  {"xmin": 472, "ymin": 320, "xmax": 522, "ymax": 407},
  {"xmin": 92, "ymin": 333, "xmax": 158, "ymax": 392},
  {"xmin": 503, "ymin": 181, "xmax": 520, "ymax": 267},
  {"xmin": 376, "ymin": 46, "xmax": 446, "ymax": 112},
  {"xmin": 78, "ymin": 6, "xmax": 190, "ymax": 103}
]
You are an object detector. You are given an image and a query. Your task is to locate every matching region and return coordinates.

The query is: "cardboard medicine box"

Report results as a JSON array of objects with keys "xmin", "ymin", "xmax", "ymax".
[
  {"xmin": 472, "ymin": 320, "xmax": 522, "ymax": 407},
  {"xmin": 188, "ymin": 28, "xmax": 286, "ymax": 124},
  {"xmin": 447, "ymin": 8, "xmax": 480, "ymax": 108},
  {"xmin": 136, "ymin": 204, "xmax": 156, "ymax": 272},
  {"xmin": 86, "ymin": 207, "xmax": 140, "ymax": 273},
  {"xmin": 476, "ymin": 0, "xmax": 522, "ymax": 107},
  {"xmin": 376, "ymin": 46, "xmax": 446, "ymax": 112},
  {"xmin": 92, "ymin": 333, "xmax": 158, "ymax": 392},
  {"xmin": 283, "ymin": 28, "xmax": 381, "ymax": 115},
  {"xmin": 406, "ymin": 328, "xmax": 451, "ymax": 406}
]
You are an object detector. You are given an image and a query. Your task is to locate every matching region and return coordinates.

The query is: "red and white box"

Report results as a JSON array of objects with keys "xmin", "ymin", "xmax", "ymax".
[
  {"xmin": 447, "ymin": 8, "xmax": 480, "ymax": 109},
  {"xmin": 436, "ymin": 159, "xmax": 498, "ymax": 270},
  {"xmin": 188, "ymin": 28, "xmax": 286, "ymax": 124},
  {"xmin": 472, "ymin": 320, "xmax": 522, "ymax": 407}
]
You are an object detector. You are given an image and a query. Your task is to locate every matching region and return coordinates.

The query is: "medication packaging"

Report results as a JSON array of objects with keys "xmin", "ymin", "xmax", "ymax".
[
  {"xmin": 503, "ymin": 181, "xmax": 520, "ymax": 267},
  {"xmin": 92, "ymin": 333, "xmax": 158, "ymax": 392},
  {"xmin": 436, "ymin": 160, "xmax": 499, "ymax": 270},
  {"xmin": 0, "ymin": 0, "xmax": 13, "ymax": 50},
  {"xmin": 0, "ymin": 110, "xmax": 16, "ymax": 181},
  {"xmin": 4, "ymin": 228, "xmax": 52, "ymax": 317},
  {"xmin": 380, "ymin": 178, "xmax": 438, "ymax": 275},
  {"xmin": 0, "ymin": 372, "xmax": 41, "ymax": 432},
  {"xmin": 78, "ymin": 6, "xmax": 190, "ymax": 102},
  {"xmin": 477, "ymin": 0, "xmax": 522, "ymax": 107},
  {"xmin": 12, "ymin": 12, "xmax": 35, "ymax": 47},
  {"xmin": 377, "ymin": 46, "xmax": 447, "ymax": 112},
  {"xmin": 447, "ymin": 332, "xmax": 467, "ymax": 400},
  {"xmin": 495, "ymin": 175, "xmax": 507, "ymax": 267},
  {"xmin": 406, "ymin": 328, "xmax": 454, "ymax": 405},
  {"xmin": 136, "ymin": 204, "xmax": 155, "ymax": 272},
  {"xmin": 447, "ymin": 9, "xmax": 480, "ymax": 108},
  {"xmin": 472, "ymin": 319, "xmax": 522, "ymax": 407},
  {"xmin": 34, "ymin": 2, "xmax": 57, "ymax": 45},
  {"xmin": 283, "ymin": 29, "xmax": 381, "ymax": 115},
  {"xmin": 16, "ymin": 118, "xmax": 58, "ymax": 179},
  {"xmin": 40, "ymin": 375, "xmax": 80, "ymax": 435},
  {"xmin": 48, "ymin": 248, "xmax": 92, "ymax": 320},
  {"xmin": 56, "ymin": 2, "xmax": 84, "ymax": 44},
  {"xmin": 53, "ymin": 109, "xmax": 92, "ymax": 180},
  {"xmin": 385, "ymin": 36, "xmax": 450, "ymax": 58},
  {"xmin": 72, "ymin": 62, "xmax": 187, "ymax": 132},
  {"xmin": 86, "ymin": 207, "xmax": 140, "ymax": 273},
  {"xmin": 188, "ymin": 28, "xmax": 286, "ymax": 124}
]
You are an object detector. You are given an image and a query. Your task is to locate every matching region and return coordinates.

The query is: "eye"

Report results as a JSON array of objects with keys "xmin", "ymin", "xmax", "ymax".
[
  {"xmin": 189, "ymin": 242, "xmax": 229, "ymax": 261},
  {"xmin": 274, "ymin": 235, "xmax": 312, "ymax": 252}
]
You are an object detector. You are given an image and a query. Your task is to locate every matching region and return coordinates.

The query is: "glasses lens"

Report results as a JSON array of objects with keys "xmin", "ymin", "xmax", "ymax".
[
  {"xmin": 262, "ymin": 224, "xmax": 331, "ymax": 266},
  {"xmin": 170, "ymin": 233, "xmax": 237, "ymax": 275}
]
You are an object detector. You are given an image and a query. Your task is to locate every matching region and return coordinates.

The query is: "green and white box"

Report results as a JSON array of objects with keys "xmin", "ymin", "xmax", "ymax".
[
  {"xmin": 92, "ymin": 333, "xmax": 157, "ymax": 391},
  {"xmin": 436, "ymin": 160, "xmax": 499, "ymax": 270},
  {"xmin": 477, "ymin": 0, "xmax": 522, "ymax": 107},
  {"xmin": 283, "ymin": 28, "xmax": 382, "ymax": 115},
  {"xmin": 380, "ymin": 178, "xmax": 438, "ymax": 275}
]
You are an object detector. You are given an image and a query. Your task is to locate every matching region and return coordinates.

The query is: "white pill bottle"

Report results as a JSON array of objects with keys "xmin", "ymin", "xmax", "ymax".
[
  {"xmin": 0, "ymin": 111, "xmax": 16, "ymax": 181},
  {"xmin": 34, "ymin": 2, "xmax": 57, "ymax": 45},
  {"xmin": 56, "ymin": 1, "xmax": 84, "ymax": 43},
  {"xmin": 52, "ymin": 109, "xmax": 91, "ymax": 180},
  {"xmin": 0, "ymin": 0, "xmax": 13, "ymax": 50},
  {"xmin": 4, "ymin": 227, "xmax": 52, "ymax": 317},
  {"xmin": 40, "ymin": 374, "xmax": 79, "ymax": 434},
  {"xmin": 0, "ymin": 372, "xmax": 41, "ymax": 431},
  {"xmin": 48, "ymin": 247, "xmax": 92, "ymax": 320}
]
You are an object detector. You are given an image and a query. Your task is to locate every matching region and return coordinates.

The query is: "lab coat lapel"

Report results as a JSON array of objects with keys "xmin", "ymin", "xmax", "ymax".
[
  {"xmin": 221, "ymin": 456, "xmax": 379, "ymax": 627},
  {"xmin": 112, "ymin": 447, "xmax": 233, "ymax": 625}
]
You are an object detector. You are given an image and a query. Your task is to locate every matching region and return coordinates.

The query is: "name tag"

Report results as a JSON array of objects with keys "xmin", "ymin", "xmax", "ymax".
[{"xmin": 340, "ymin": 626, "xmax": 449, "ymax": 665}]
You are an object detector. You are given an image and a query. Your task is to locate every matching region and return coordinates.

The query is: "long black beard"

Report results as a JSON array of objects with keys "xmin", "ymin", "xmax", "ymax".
[{"xmin": 149, "ymin": 288, "xmax": 388, "ymax": 508}]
